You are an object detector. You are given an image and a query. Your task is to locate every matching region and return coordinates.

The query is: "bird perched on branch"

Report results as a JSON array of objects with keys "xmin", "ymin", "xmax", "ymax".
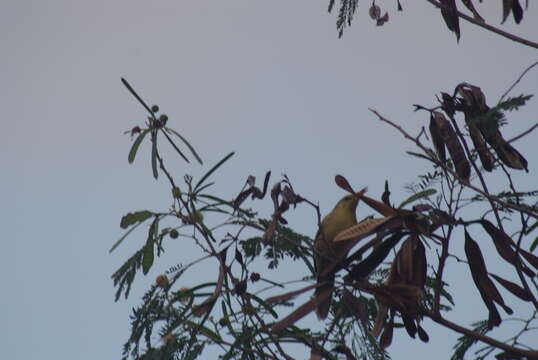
[{"xmin": 314, "ymin": 192, "xmax": 363, "ymax": 319}]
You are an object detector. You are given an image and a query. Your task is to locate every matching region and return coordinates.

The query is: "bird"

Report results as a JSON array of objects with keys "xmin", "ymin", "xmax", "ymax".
[{"xmin": 314, "ymin": 193, "xmax": 361, "ymax": 319}]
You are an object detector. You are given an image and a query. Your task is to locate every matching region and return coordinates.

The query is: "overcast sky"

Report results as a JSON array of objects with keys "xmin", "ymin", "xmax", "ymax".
[{"xmin": 3, "ymin": 1, "xmax": 537, "ymax": 359}]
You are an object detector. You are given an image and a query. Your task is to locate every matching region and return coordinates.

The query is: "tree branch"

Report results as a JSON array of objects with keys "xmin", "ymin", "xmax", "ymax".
[
  {"xmin": 425, "ymin": 0, "xmax": 538, "ymax": 49},
  {"xmin": 424, "ymin": 310, "xmax": 538, "ymax": 360},
  {"xmin": 368, "ymin": 108, "xmax": 538, "ymax": 220}
]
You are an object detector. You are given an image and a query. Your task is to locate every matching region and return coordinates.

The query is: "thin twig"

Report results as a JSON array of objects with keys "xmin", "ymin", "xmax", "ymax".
[
  {"xmin": 508, "ymin": 122, "xmax": 538, "ymax": 144},
  {"xmin": 423, "ymin": 310, "xmax": 538, "ymax": 360},
  {"xmin": 424, "ymin": 0, "xmax": 538, "ymax": 49},
  {"xmin": 499, "ymin": 61, "xmax": 538, "ymax": 103}
]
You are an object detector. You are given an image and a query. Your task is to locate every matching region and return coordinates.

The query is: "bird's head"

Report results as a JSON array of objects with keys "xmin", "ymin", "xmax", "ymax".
[
  {"xmin": 335, "ymin": 194, "xmax": 359, "ymax": 212},
  {"xmin": 334, "ymin": 188, "xmax": 367, "ymax": 212}
]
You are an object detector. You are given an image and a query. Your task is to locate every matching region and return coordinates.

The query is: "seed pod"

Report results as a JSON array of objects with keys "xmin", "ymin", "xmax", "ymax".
[
  {"xmin": 465, "ymin": 230, "xmax": 512, "ymax": 328},
  {"xmin": 431, "ymin": 112, "xmax": 471, "ymax": 182}
]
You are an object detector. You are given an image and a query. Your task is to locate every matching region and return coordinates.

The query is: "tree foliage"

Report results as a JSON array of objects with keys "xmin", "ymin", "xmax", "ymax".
[{"xmin": 111, "ymin": 3, "xmax": 538, "ymax": 360}]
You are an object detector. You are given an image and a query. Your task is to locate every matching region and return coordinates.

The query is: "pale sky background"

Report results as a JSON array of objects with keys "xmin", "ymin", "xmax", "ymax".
[{"xmin": 2, "ymin": 1, "xmax": 538, "ymax": 359}]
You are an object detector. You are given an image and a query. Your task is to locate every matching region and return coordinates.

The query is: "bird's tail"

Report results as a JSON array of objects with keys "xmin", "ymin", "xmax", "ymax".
[{"xmin": 315, "ymin": 275, "xmax": 335, "ymax": 319}]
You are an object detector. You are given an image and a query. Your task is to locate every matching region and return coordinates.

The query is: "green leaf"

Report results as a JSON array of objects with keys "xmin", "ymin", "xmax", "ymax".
[
  {"xmin": 142, "ymin": 242, "xmax": 154, "ymax": 275},
  {"xmin": 525, "ymin": 220, "xmax": 538, "ymax": 235},
  {"xmin": 497, "ymin": 94, "xmax": 533, "ymax": 112},
  {"xmin": 406, "ymin": 151, "xmax": 435, "ymax": 162},
  {"xmin": 440, "ymin": 286, "xmax": 455, "ymax": 306},
  {"xmin": 160, "ymin": 129, "xmax": 189, "ymax": 163},
  {"xmin": 183, "ymin": 320, "xmax": 222, "ymax": 342},
  {"xmin": 248, "ymin": 293, "xmax": 278, "ymax": 319},
  {"xmin": 142, "ymin": 221, "xmax": 157, "ymax": 274},
  {"xmin": 121, "ymin": 78, "xmax": 155, "ymax": 116},
  {"xmin": 530, "ymin": 236, "xmax": 538, "ymax": 253},
  {"xmin": 109, "ymin": 221, "xmax": 143, "ymax": 253},
  {"xmin": 151, "ymin": 131, "xmax": 158, "ymax": 179},
  {"xmin": 194, "ymin": 152, "xmax": 234, "ymax": 191},
  {"xmin": 120, "ymin": 210, "xmax": 153, "ymax": 229},
  {"xmin": 399, "ymin": 189, "xmax": 437, "ymax": 209},
  {"xmin": 194, "ymin": 182, "xmax": 214, "ymax": 195},
  {"xmin": 166, "ymin": 127, "xmax": 203, "ymax": 165},
  {"xmin": 128, "ymin": 129, "xmax": 150, "ymax": 163}
]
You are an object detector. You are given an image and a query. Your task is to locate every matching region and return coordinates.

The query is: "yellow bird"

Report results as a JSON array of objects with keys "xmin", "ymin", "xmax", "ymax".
[{"xmin": 314, "ymin": 193, "xmax": 361, "ymax": 319}]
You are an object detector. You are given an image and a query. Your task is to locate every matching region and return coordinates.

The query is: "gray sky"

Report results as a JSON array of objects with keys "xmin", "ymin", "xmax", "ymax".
[{"xmin": 3, "ymin": 1, "xmax": 537, "ymax": 359}]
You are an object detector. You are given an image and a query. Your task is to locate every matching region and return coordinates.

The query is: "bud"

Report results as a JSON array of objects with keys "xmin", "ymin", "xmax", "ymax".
[
  {"xmin": 155, "ymin": 274, "xmax": 169, "ymax": 289},
  {"xmin": 218, "ymin": 317, "xmax": 229, "ymax": 327},
  {"xmin": 169, "ymin": 229, "xmax": 179, "ymax": 239},
  {"xmin": 178, "ymin": 287, "xmax": 191, "ymax": 303},
  {"xmin": 242, "ymin": 303, "xmax": 255, "ymax": 315},
  {"xmin": 151, "ymin": 105, "xmax": 159, "ymax": 113},
  {"xmin": 172, "ymin": 187, "xmax": 181, "ymax": 199},
  {"xmin": 234, "ymin": 279, "xmax": 247, "ymax": 295}
]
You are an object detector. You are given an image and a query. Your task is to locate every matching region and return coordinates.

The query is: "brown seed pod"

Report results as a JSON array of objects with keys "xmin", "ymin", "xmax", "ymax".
[{"xmin": 431, "ymin": 112, "xmax": 471, "ymax": 182}]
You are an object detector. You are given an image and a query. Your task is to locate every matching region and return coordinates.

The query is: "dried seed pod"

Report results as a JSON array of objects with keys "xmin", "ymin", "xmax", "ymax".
[
  {"xmin": 345, "ymin": 231, "xmax": 404, "ymax": 281},
  {"xmin": 401, "ymin": 314, "xmax": 417, "ymax": 338},
  {"xmin": 417, "ymin": 323, "xmax": 430, "ymax": 343},
  {"xmin": 481, "ymin": 220, "xmax": 517, "ymax": 263},
  {"xmin": 379, "ymin": 313, "xmax": 394, "ymax": 349},
  {"xmin": 461, "ymin": 0, "xmax": 484, "ymax": 22},
  {"xmin": 431, "ymin": 112, "xmax": 471, "ymax": 182},
  {"xmin": 411, "ymin": 240, "xmax": 427, "ymax": 290},
  {"xmin": 484, "ymin": 131, "xmax": 528, "ymax": 171},
  {"xmin": 467, "ymin": 115, "xmax": 494, "ymax": 171},
  {"xmin": 439, "ymin": 0, "xmax": 460, "ymax": 41},
  {"xmin": 458, "ymin": 85, "xmax": 528, "ymax": 171},
  {"xmin": 429, "ymin": 113, "xmax": 447, "ymax": 163},
  {"xmin": 334, "ymin": 216, "xmax": 395, "ymax": 242},
  {"xmin": 465, "ymin": 230, "xmax": 512, "ymax": 328},
  {"xmin": 490, "ymin": 273, "xmax": 533, "ymax": 302}
]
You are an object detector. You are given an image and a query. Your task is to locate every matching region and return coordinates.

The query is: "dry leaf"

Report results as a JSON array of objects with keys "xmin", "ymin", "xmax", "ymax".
[
  {"xmin": 335, "ymin": 174, "xmax": 355, "ymax": 193},
  {"xmin": 271, "ymin": 295, "xmax": 324, "ymax": 332},
  {"xmin": 461, "ymin": 0, "xmax": 484, "ymax": 22},
  {"xmin": 439, "ymin": 0, "xmax": 461, "ymax": 41},
  {"xmin": 382, "ymin": 180, "xmax": 391, "ymax": 206},
  {"xmin": 266, "ymin": 283, "xmax": 320, "ymax": 304},
  {"xmin": 369, "ymin": 4, "xmax": 381, "ymax": 19},
  {"xmin": 359, "ymin": 193, "xmax": 397, "ymax": 216},
  {"xmin": 503, "ymin": 0, "xmax": 524, "ymax": 23},
  {"xmin": 193, "ymin": 247, "xmax": 228, "ymax": 317},
  {"xmin": 377, "ymin": 12, "xmax": 389, "ymax": 26}
]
